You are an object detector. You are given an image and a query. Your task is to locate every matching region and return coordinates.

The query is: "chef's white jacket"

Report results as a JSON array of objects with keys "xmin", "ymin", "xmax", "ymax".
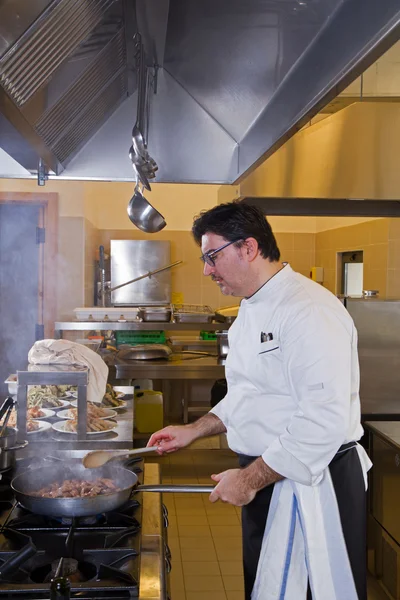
[{"xmin": 210, "ymin": 264, "xmax": 363, "ymax": 485}]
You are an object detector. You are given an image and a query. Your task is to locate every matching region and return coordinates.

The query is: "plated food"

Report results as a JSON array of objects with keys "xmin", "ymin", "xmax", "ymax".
[
  {"xmin": 57, "ymin": 405, "xmax": 117, "ymax": 421},
  {"xmin": 0, "ymin": 408, "xmax": 54, "ymax": 429},
  {"xmin": 28, "ymin": 387, "xmax": 70, "ymax": 409},
  {"xmin": 26, "ymin": 420, "xmax": 52, "ymax": 434},
  {"xmin": 26, "ymin": 420, "xmax": 40, "ymax": 433},
  {"xmin": 52, "ymin": 418, "xmax": 117, "ymax": 435},
  {"xmin": 32, "ymin": 478, "xmax": 120, "ymax": 498}
]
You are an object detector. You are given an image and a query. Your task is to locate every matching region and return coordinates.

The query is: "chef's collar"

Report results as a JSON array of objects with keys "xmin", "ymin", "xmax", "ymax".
[{"xmin": 243, "ymin": 263, "xmax": 292, "ymax": 304}]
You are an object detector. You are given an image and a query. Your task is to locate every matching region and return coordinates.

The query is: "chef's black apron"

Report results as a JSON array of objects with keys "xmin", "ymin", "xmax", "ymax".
[{"xmin": 238, "ymin": 442, "xmax": 367, "ymax": 600}]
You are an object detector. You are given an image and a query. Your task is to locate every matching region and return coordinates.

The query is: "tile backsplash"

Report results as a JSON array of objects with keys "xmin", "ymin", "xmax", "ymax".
[{"xmin": 57, "ymin": 217, "xmax": 400, "ymax": 319}]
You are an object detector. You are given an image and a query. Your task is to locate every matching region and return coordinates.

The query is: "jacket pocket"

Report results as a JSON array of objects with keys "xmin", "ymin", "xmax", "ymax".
[{"xmin": 258, "ymin": 340, "xmax": 280, "ymax": 355}]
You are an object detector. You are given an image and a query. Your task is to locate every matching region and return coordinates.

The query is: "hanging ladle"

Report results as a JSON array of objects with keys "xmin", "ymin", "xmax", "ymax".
[{"xmin": 127, "ymin": 184, "xmax": 166, "ymax": 233}]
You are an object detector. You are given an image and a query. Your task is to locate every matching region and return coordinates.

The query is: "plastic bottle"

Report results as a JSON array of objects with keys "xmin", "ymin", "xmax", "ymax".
[{"xmin": 135, "ymin": 390, "xmax": 163, "ymax": 433}]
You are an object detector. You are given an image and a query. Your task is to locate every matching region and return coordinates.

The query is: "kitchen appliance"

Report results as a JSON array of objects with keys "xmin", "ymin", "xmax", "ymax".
[
  {"xmin": 0, "ymin": 456, "xmax": 159, "ymax": 599},
  {"xmin": 1, "ymin": 0, "xmax": 398, "ymax": 186},
  {"xmin": 216, "ymin": 332, "xmax": 229, "ymax": 359},
  {"xmin": 111, "ymin": 240, "xmax": 171, "ymax": 306},
  {"xmin": 345, "ymin": 297, "xmax": 400, "ymax": 406}
]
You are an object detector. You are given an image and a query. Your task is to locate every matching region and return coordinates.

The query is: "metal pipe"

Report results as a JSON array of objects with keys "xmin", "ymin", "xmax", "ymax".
[{"xmin": 107, "ymin": 260, "xmax": 182, "ymax": 293}]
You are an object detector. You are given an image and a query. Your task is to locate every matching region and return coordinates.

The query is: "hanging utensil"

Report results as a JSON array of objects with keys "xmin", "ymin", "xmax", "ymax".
[
  {"xmin": 127, "ymin": 185, "xmax": 166, "ymax": 233},
  {"xmin": 131, "ymin": 160, "xmax": 151, "ymax": 191},
  {"xmin": 131, "ymin": 33, "xmax": 148, "ymax": 161}
]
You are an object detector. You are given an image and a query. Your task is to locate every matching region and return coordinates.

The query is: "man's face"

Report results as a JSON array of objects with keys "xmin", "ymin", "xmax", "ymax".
[{"xmin": 201, "ymin": 233, "xmax": 246, "ymax": 296}]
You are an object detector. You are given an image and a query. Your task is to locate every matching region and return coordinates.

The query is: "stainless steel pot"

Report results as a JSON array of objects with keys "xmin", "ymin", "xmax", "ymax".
[{"xmin": 0, "ymin": 427, "xmax": 28, "ymax": 472}]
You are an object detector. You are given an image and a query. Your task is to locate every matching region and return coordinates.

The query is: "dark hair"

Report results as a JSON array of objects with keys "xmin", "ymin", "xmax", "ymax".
[{"xmin": 192, "ymin": 202, "xmax": 280, "ymax": 261}]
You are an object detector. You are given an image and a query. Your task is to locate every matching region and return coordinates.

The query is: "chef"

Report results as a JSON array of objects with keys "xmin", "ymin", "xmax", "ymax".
[{"xmin": 148, "ymin": 202, "xmax": 368, "ymax": 600}]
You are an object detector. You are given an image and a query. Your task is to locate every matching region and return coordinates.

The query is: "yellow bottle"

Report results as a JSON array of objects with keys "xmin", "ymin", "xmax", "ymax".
[{"xmin": 135, "ymin": 390, "xmax": 164, "ymax": 433}]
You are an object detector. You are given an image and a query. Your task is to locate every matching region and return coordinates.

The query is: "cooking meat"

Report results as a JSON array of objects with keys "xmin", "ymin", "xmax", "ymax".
[{"xmin": 33, "ymin": 478, "xmax": 120, "ymax": 498}]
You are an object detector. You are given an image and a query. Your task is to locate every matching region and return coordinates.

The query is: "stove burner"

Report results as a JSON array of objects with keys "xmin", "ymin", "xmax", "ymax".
[
  {"xmin": 59, "ymin": 514, "xmax": 106, "ymax": 526},
  {"xmin": 0, "ymin": 458, "xmax": 144, "ymax": 597},
  {"xmin": 30, "ymin": 558, "xmax": 97, "ymax": 584}
]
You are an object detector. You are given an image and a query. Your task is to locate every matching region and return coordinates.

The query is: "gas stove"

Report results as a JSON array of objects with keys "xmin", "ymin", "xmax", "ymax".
[{"xmin": 0, "ymin": 456, "xmax": 148, "ymax": 599}]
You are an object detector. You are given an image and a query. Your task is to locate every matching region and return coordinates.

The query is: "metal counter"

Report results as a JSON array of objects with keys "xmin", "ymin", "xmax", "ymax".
[
  {"xmin": 139, "ymin": 463, "xmax": 167, "ymax": 600},
  {"xmin": 364, "ymin": 421, "xmax": 400, "ymax": 450},
  {"xmin": 113, "ymin": 354, "xmax": 226, "ymax": 380}
]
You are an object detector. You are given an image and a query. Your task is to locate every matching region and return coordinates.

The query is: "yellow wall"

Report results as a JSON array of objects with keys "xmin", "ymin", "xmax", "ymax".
[
  {"xmin": 84, "ymin": 182, "xmax": 220, "ymax": 230},
  {"xmin": 316, "ymin": 219, "xmax": 388, "ymax": 295},
  {"xmin": 240, "ymin": 103, "xmax": 400, "ymax": 200},
  {"xmin": 1, "ymin": 176, "xmax": 399, "ymax": 317}
]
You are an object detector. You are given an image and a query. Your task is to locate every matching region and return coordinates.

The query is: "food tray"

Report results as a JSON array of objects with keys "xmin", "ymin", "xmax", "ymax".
[
  {"xmin": 173, "ymin": 304, "xmax": 214, "ymax": 323},
  {"xmin": 73, "ymin": 307, "xmax": 140, "ymax": 321},
  {"xmin": 139, "ymin": 306, "xmax": 172, "ymax": 322}
]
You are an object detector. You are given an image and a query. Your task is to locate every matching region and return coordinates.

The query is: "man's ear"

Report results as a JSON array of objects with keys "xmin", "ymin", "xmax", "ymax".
[{"xmin": 242, "ymin": 238, "xmax": 259, "ymax": 262}]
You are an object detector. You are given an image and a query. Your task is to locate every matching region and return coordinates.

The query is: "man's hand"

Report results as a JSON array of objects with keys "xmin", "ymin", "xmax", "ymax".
[
  {"xmin": 209, "ymin": 458, "xmax": 283, "ymax": 506},
  {"xmin": 147, "ymin": 425, "xmax": 198, "ymax": 454},
  {"xmin": 147, "ymin": 413, "xmax": 226, "ymax": 455},
  {"xmin": 209, "ymin": 469, "xmax": 257, "ymax": 506}
]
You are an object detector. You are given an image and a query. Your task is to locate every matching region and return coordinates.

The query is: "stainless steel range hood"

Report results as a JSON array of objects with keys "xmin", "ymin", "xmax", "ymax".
[{"xmin": 1, "ymin": 0, "xmax": 400, "ymax": 184}]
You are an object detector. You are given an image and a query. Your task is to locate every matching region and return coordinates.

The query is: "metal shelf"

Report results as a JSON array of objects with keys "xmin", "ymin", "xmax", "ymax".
[{"xmin": 55, "ymin": 321, "xmax": 231, "ymax": 333}]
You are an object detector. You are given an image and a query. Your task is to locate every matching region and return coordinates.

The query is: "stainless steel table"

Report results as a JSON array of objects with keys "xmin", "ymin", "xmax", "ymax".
[{"xmin": 112, "ymin": 355, "xmax": 226, "ymax": 424}]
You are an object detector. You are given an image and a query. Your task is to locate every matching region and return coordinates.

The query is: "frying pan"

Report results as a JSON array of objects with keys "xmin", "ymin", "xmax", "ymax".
[{"xmin": 11, "ymin": 463, "xmax": 214, "ymax": 517}]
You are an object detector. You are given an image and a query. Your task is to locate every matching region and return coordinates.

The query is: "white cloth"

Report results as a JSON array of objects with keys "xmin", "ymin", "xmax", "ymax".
[
  {"xmin": 210, "ymin": 264, "xmax": 363, "ymax": 485},
  {"xmin": 28, "ymin": 339, "xmax": 108, "ymax": 404},
  {"xmin": 251, "ymin": 444, "xmax": 372, "ymax": 600}
]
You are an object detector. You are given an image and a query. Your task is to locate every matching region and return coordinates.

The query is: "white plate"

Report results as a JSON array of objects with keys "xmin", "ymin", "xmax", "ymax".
[
  {"xmin": 70, "ymin": 399, "xmax": 127, "ymax": 411},
  {"xmin": 28, "ymin": 408, "xmax": 56, "ymax": 420},
  {"xmin": 51, "ymin": 420, "xmax": 118, "ymax": 435},
  {"xmin": 27, "ymin": 420, "xmax": 52, "ymax": 435},
  {"xmin": 56, "ymin": 408, "xmax": 117, "ymax": 421},
  {"xmin": 29, "ymin": 398, "xmax": 70, "ymax": 410}
]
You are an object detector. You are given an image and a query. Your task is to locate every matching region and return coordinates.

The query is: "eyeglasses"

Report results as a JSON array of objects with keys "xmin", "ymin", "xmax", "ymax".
[{"xmin": 200, "ymin": 239, "xmax": 242, "ymax": 267}]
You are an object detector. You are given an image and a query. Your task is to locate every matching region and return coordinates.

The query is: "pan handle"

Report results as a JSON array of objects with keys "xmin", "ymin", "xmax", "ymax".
[
  {"xmin": 137, "ymin": 484, "xmax": 215, "ymax": 493},
  {"xmin": 2, "ymin": 440, "xmax": 28, "ymax": 453}
]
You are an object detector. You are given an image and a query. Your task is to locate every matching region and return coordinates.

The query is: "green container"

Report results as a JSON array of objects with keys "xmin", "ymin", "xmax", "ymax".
[
  {"xmin": 200, "ymin": 331, "xmax": 217, "ymax": 341},
  {"xmin": 115, "ymin": 330, "xmax": 166, "ymax": 346}
]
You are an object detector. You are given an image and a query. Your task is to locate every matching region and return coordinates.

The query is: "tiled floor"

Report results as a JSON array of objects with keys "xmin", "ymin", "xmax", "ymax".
[{"xmin": 148, "ymin": 441, "xmax": 388, "ymax": 600}]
